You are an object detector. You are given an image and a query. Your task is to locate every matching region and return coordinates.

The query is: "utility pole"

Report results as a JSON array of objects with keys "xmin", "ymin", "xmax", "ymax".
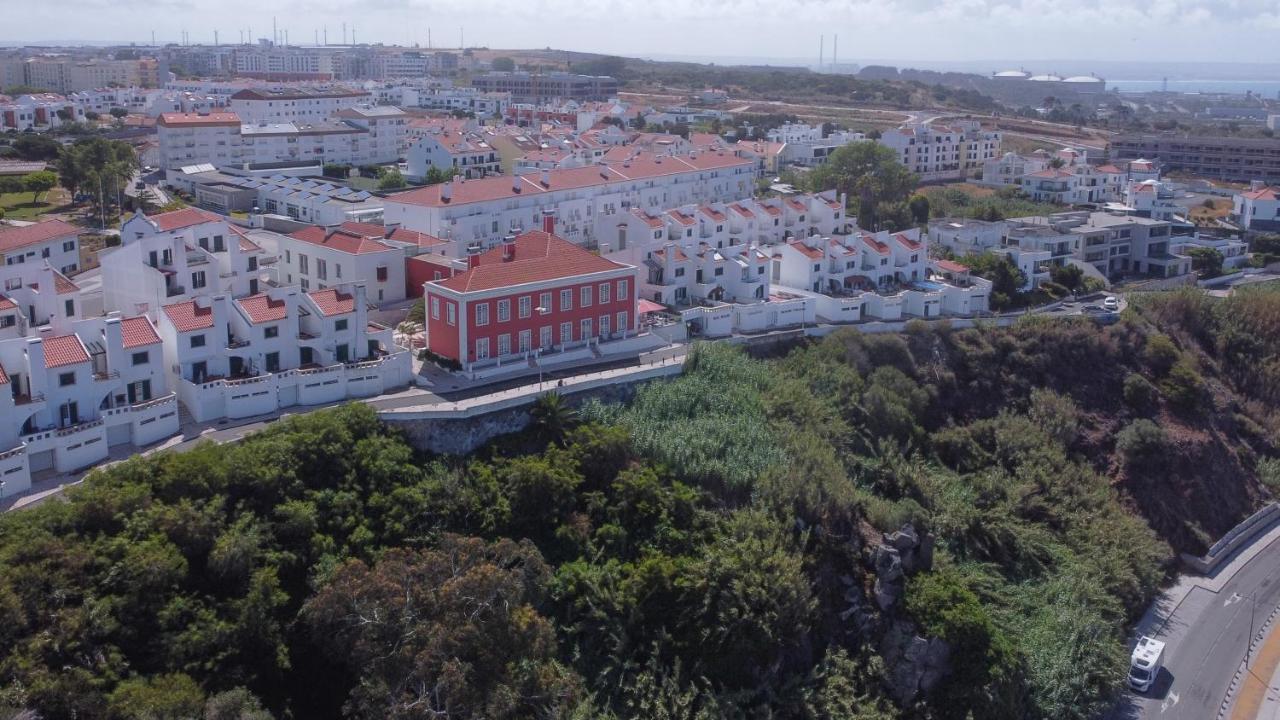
[
  {"xmin": 833, "ymin": 34, "xmax": 838, "ymax": 68},
  {"xmin": 352, "ymin": 25, "xmax": 356, "ymax": 45},
  {"xmin": 151, "ymin": 30, "xmax": 155, "ymax": 46},
  {"xmin": 819, "ymin": 35, "xmax": 823, "ymax": 68},
  {"xmin": 427, "ymin": 28, "xmax": 432, "ymax": 49},
  {"xmin": 342, "ymin": 22, "xmax": 347, "ymax": 45},
  {"xmin": 323, "ymin": 26, "xmax": 327, "ymax": 46}
]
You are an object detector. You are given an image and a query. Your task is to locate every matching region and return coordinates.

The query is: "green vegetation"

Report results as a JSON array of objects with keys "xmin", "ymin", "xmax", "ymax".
[
  {"xmin": 491, "ymin": 56, "xmax": 516, "ymax": 71},
  {"xmin": 4, "ymin": 285, "xmax": 1280, "ymax": 720},
  {"xmin": 376, "ymin": 168, "xmax": 407, "ymax": 190},
  {"xmin": 804, "ymin": 142, "xmax": 918, "ymax": 231},
  {"xmin": 920, "ymin": 184, "xmax": 1063, "ymax": 222}
]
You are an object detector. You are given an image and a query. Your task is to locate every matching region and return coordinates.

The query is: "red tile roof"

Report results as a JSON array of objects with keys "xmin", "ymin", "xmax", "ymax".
[
  {"xmin": 700, "ymin": 206, "xmax": 726, "ymax": 222},
  {"xmin": 730, "ymin": 203, "xmax": 755, "ymax": 218},
  {"xmin": 162, "ymin": 300, "xmax": 215, "ymax": 332},
  {"xmin": 432, "ymin": 231, "xmax": 630, "ymax": 294},
  {"xmin": 120, "ymin": 316, "xmax": 161, "ymax": 348},
  {"xmin": 389, "ymin": 150, "xmax": 751, "ymax": 208},
  {"xmin": 785, "ymin": 198, "xmax": 807, "ymax": 212},
  {"xmin": 0, "ymin": 219, "xmax": 79, "ymax": 254},
  {"xmin": 335, "ymin": 222, "xmax": 447, "ymax": 249},
  {"xmin": 229, "ymin": 225, "xmax": 263, "ymax": 253},
  {"xmin": 44, "ymin": 334, "xmax": 89, "ymax": 368},
  {"xmin": 1242, "ymin": 187, "xmax": 1279, "ymax": 201},
  {"xmin": 631, "ymin": 208, "xmax": 665, "ymax": 228},
  {"xmin": 894, "ymin": 233, "xmax": 922, "ymax": 251},
  {"xmin": 237, "ymin": 294, "xmax": 288, "ymax": 324},
  {"xmin": 307, "ymin": 289, "xmax": 355, "ymax": 316},
  {"xmin": 1095, "ymin": 164, "xmax": 1124, "ymax": 174},
  {"xmin": 1028, "ymin": 169, "xmax": 1075, "ymax": 179},
  {"xmin": 934, "ymin": 259, "xmax": 970, "ymax": 274},
  {"xmin": 788, "ymin": 240, "xmax": 824, "ymax": 260},
  {"xmin": 862, "ymin": 235, "xmax": 890, "ymax": 255},
  {"xmin": 148, "ymin": 207, "xmax": 225, "ymax": 232},
  {"xmin": 667, "ymin": 210, "xmax": 695, "ymax": 226},
  {"xmin": 0, "ymin": 364, "xmax": 8, "ymax": 385},
  {"xmin": 287, "ymin": 225, "xmax": 394, "ymax": 255},
  {"xmin": 653, "ymin": 246, "xmax": 689, "ymax": 261},
  {"xmin": 157, "ymin": 112, "xmax": 240, "ymax": 127},
  {"xmin": 0, "ymin": 295, "xmax": 15, "ymax": 311},
  {"xmin": 53, "ymin": 270, "xmax": 79, "ymax": 295}
]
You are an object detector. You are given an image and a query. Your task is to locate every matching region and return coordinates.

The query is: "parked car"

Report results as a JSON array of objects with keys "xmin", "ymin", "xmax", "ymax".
[{"xmin": 1103, "ymin": 296, "xmax": 1120, "ymax": 311}]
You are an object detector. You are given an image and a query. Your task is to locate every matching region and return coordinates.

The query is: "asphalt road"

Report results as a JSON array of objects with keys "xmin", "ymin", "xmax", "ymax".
[{"xmin": 1107, "ymin": 531, "xmax": 1280, "ymax": 720}]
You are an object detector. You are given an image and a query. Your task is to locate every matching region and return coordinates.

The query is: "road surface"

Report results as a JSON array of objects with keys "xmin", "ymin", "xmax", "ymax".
[{"xmin": 1107, "ymin": 527, "xmax": 1280, "ymax": 719}]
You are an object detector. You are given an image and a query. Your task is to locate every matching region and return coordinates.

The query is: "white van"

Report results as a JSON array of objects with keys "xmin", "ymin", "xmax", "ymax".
[{"xmin": 1129, "ymin": 636, "xmax": 1165, "ymax": 692}]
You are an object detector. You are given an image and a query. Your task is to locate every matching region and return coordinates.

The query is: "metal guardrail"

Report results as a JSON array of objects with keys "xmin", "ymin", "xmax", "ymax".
[{"xmin": 1180, "ymin": 502, "xmax": 1280, "ymax": 574}]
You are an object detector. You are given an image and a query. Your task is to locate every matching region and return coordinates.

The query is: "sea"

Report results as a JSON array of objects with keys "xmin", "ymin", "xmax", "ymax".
[{"xmin": 1091, "ymin": 79, "xmax": 1280, "ymax": 97}]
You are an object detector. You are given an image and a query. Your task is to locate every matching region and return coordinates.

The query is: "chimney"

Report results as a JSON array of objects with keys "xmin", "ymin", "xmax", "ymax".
[
  {"xmin": 542, "ymin": 210, "xmax": 556, "ymax": 235},
  {"xmin": 540, "ymin": 168, "xmax": 550, "ymax": 187},
  {"xmin": 441, "ymin": 180, "xmax": 453, "ymax": 202},
  {"xmin": 466, "ymin": 243, "xmax": 483, "ymax": 269},
  {"xmin": 502, "ymin": 234, "xmax": 517, "ymax": 261},
  {"xmin": 512, "ymin": 174, "xmax": 522, "ymax": 193}
]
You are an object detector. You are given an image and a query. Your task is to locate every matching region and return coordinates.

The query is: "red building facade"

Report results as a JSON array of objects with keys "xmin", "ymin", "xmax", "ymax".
[{"xmin": 423, "ymin": 231, "xmax": 638, "ymax": 366}]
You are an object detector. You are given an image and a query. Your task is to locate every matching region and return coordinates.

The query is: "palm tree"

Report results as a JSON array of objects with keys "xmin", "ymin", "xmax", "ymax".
[{"xmin": 530, "ymin": 392, "xmax": 577, "ymax": 446}]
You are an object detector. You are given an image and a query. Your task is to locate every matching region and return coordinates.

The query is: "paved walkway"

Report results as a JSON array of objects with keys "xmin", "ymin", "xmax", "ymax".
[{"xmin": 1232, "ymin": 621, "xmax": 1280, "ymax": 720}]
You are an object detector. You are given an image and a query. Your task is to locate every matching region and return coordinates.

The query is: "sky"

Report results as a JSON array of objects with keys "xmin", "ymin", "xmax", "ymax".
[{"xmin": 6, "ymin": 0, "xmax": 1280, "ymax": 67}]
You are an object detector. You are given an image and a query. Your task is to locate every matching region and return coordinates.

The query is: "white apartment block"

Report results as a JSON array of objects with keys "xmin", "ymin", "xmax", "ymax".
[
  {"xmin": 333, "ymin": 105, "xmax": 410, "ymax": 160},
  {"xmin": 228, "ymin": 87, "xmax": 370, "ymax": 123},
  {"xmin": 103, "ymin": 208, "xmax": 265, "ymax": 317},
  {"xmin": 765, "ymin": 122, "xmax": 868, "ymax": 168},
  {"xmin": 926, "ymin": 218, "xmax": 1052, "ymax": 290},
  {"xmin": 406, "ymin": 129, "xmax": 502, "ymax": 179},
  {"xmin": 0, "ymin": 93, "xmax": 86, "ymax": 132},
  {"xmin": 0, "ymin": 255, "xmax": 179, "ymax": 498},
  {"xmin": 158, "ymin": 283, "xmax": 410, "ymax": 423},
  {"xmin": 0, "ymin": 219, "xmax": 82, "ymax": 276},
  {"xmin": 980, "ymin": 152, "xmax": 1050, "ymax": 188},
  {"xmin": 878, "ymin": 121, "xmax": 1001, "ymax": 182},
  {"xmin": 1124, "ymin": 180, "xmax": 1187, "ymax": 223},
  {"xmin": 1233, "ymin": 184, "xmax": 1280, "ymax": 233},
  {"xmin": 157, "ymin": 111, "xmax": 401, "ymax": 172},
  {"xmin": 276, "ymin": 222, "xmax": 412, "ymax": 303},
  {"xmin": 383, "ymin": 150, "xmax": 758, "ymax": 251}
]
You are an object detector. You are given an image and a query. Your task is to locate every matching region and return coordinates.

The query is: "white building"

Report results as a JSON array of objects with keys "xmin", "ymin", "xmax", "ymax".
[
  {"xmin": 979, "ymin": 152, "xmax": 1049, "ymax": 188},
  {"xmin": 157, "ymin": 111, "xmax": 401, "ymax": 172},
  {"xmin": 383, "ymin": 150, "xmax": 757, "ymax": 251},
  {"xmin": 333, "ymin": 105, "xmax": 410, "ymax": 161},
  {"xmin": 103, "ymin": 208, "xmax": 265, "ymax": 317},
  {"xmin": 878, "ymin": 121, "xmax": 1002, "ymax": 182},
  {"xmin": 765, "ymin": 122, "xmax": 867, "ymax": 168},
  {"xmin": 0, "ymin": 277, "xmax": 179, "ymax": 498},
  {"xmin": 277, "ymin": 222, "xmax": 411, "ymax": 303},
  {"xmin": 228, "ymin": 87, "xmax": 370, "ymax": 123},
  {"xmin": 406, "ymin": 128, "xmax": 502, "ymax": 179},
  {"xmin": 1233, "ymin": 184, "xmax": 1280, "ymax": 233},
  {"xmin": 0, "ymin": 219, "xmax": 82, "ymax": 276},
  {"xmin": 0, "ymin": 93, "xmax": 85, "ymax": 132},
  {"xmin": 158, "ymin": 283, "xmax": 410, "ymax": 423}
]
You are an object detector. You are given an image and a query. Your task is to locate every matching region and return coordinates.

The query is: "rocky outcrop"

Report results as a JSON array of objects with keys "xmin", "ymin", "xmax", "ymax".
[
  {"xmin": 865, "ymin": 523, "xmax": 950, "ymax": 704},
  {"xmin": 880, "ymin": 619, "xmax": 952, "ymax": 704},
  {"xmin": 869, "ymin": 523, "xmax": 934, "ymax": 611}
]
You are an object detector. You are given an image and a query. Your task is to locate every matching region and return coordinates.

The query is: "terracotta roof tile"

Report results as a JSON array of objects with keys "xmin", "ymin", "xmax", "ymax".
[
  {"xmin": 894, "ymin": 233, "xmax": 922, "ymax": 251},
  {"xmin": 162, "ymin": 300, "xmax": 215, "ymax": 332},
  {"xmin": 0, "ymin": 219, "xmax": 79, "ymax": 254},
  {"xmin": 287, "ymin": 225, "xmax": 394, "ymax": 255},
  {"xmin": 44, "ymin": 334, "xmax": 89, "ymax": 368},
  {"xmin": 237, "ymin": 294, "xmax": 288, "ymax": 324},
  {"xmin": 0, "ymin": 364, "xmax": 8, "ymax": 385},
  {"xmin": 120, "ymin": 316, "xmax": 162, "ymax": 348},
  {"xmin": 148, "ymin": 207, "xmax": 225, "ymax": 232},
  {"xmin": 431, "ymin": 231, "xmax": 630, "ymax": 294},
  {"xmin": 53, "ymin": 270, "xmax": 79, "ymax": 295},
  {"xmin": 307, "ymin": 289, "xmax": 355, "ymax": 316},
  {"xmin": 788, "ymin": 240, "xmax": 824, "ymax": 260}
]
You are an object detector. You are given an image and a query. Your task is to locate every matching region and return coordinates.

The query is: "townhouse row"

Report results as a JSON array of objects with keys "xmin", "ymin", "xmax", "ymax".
[{"xmin": 0, "ymin": 209, "xmax": 414, "ymax": 500}]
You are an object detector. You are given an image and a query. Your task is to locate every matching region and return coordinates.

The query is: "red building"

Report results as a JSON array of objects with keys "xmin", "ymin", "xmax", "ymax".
[{"xmin": 423, "ymin": 229, "xmax": 638, "ymax": 367}]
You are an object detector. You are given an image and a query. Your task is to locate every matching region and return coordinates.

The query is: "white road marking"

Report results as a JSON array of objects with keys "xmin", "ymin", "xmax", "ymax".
[
  {"xmin": 1161, "ymin": 691, "xmax": 1180, "ymax": 713},
  {"xmin": 1226, "ymin": 592, "xmax": 1243, "ymax": 607}
]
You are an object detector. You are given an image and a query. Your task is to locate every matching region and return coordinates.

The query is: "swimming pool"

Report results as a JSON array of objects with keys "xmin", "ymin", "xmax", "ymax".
[{"xmin": 913, "ymin": 281, "xmax": 946, "ymax": 292}]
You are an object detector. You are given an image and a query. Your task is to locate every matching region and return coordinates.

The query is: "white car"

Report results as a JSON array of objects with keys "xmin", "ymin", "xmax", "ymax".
[{"xmin": 1103, "ymin": 296, "xmax": 1120, "ymax": 311}]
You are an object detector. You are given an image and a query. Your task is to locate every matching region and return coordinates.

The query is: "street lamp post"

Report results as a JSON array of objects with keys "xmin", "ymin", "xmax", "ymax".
[{"xmin": 534, "ymin": 306, "xmax": 549, "ymax": 389}]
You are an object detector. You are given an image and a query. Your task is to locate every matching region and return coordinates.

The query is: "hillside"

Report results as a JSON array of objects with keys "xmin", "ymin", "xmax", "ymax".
[{"xmin": 0, "ymin": 286, "xmax": 1276, "ymax": 720}]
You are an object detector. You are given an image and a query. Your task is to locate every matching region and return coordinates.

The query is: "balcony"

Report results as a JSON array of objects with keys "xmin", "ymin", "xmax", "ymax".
[
  {"xmin": 93, "ymin": 370, "xmax": 120, "ymax": 382},
  {"xmin": 14, "ymin": 392, "xmax": 45, "ymax": 406},
  {"xmin": 165, "ymin": 284, "xmax": 186, "ymax": 298}
]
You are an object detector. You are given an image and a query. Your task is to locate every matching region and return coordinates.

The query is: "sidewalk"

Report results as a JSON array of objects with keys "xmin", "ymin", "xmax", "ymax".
[{"xmin": 1231, "ymin": 621, "xmax": 1280, "ymax": 720}]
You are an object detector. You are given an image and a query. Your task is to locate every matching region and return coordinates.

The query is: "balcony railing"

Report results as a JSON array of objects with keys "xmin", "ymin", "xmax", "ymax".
[
  {"xmin": 94, "ymin": 370, "xmax": 120, "ymax": 382},
  {"xmin": 165, "ymin": 285, "xmax": 186, "ymax": 298},
  {"xmin": 14, "ymin": 392, "xmax": 44, "ymax": 406}
]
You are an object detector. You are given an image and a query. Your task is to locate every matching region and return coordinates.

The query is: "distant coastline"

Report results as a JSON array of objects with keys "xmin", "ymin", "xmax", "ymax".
[{"xmin": 1109, "ymin": 79, "xmax": 1280, "ymax": 96}]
